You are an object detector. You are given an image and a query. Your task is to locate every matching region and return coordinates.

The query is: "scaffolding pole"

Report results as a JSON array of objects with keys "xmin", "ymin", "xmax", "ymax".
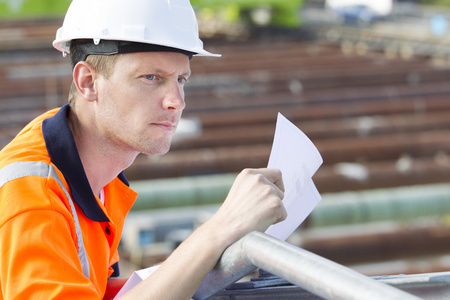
[{"xmin": 193, "ymin": 231, "xmax": 421, "ymax": 300}]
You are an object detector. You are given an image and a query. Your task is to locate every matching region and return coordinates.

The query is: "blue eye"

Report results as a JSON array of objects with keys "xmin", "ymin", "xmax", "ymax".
[
  {"xmin": 145, "ymin": 75, "xmax": 156, "ymax": 80},
  {"xmin": 178, "ymin": 76, "xmax": 188, "ymax": 84}
]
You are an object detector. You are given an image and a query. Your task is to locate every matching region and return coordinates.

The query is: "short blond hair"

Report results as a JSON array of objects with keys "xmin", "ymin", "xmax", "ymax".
[{"xmin": 68, "ymin": 42, "xmax": 120, "ymax": 107}]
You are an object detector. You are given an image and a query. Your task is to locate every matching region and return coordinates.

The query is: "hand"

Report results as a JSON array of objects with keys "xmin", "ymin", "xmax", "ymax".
[{"xmin": 208, "ymin": 168, "xmax": 287, "ymax": 247}]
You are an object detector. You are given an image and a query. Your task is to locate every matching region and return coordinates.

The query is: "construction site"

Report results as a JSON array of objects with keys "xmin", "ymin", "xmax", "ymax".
[{"xmin": 1, "ymin": 0, "xmax": 450, "ymax": 298}]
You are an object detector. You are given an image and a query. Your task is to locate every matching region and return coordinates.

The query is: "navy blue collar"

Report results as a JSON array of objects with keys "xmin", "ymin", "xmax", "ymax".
[{"xmin": 42, "ymin": 104, "xmax": 130, "ymax": 222}]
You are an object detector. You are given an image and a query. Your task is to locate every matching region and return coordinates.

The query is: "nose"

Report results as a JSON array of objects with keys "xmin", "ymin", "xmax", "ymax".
[{"xmin": 163, "ymin": 82, "xmax": 186, "ymax": 111}]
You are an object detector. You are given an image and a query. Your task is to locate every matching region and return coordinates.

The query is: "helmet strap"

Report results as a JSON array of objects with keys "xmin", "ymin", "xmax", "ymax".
[{"xmin": 71, "ymin": 39, "xmax": 194, "ymax": 68}]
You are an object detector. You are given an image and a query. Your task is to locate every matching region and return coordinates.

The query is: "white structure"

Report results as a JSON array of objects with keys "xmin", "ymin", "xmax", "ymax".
[{"xmin": 326, "ymin": 0, "xmax": 393, "ymax": 17}]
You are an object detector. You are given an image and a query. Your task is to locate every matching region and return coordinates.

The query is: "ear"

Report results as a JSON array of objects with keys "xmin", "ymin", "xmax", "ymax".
[{"xmin": 72, "ymin": 61, "xmax": 99, "ymax": 102}]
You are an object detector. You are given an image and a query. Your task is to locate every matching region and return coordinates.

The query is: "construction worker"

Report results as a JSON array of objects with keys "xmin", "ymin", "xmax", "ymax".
[{"xmin": 0, "ymin": 0, "xmax": 286, "ymax": 299}]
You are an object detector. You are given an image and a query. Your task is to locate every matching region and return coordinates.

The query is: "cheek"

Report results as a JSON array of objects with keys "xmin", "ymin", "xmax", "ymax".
[{"xmin": 102, "ymin": 87, "xmax": 136, "ymax": 118}]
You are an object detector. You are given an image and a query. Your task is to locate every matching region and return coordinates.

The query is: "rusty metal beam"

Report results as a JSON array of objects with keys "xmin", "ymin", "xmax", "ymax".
[{"xmin": 300, "ymin": 221, "xmax": 450, "ymax": 266}]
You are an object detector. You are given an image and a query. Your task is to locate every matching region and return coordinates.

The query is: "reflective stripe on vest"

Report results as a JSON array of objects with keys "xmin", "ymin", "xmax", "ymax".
[{"xmin": 0, "ymin": 161, "xmax": 90, "ymax": 279}]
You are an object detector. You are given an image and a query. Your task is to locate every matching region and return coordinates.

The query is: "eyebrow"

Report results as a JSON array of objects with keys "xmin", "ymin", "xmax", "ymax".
[
  {"xmin": 183, "ymin": 69, "xmax": 192, "ymax": 78},
  {"xmin": 152, "ymin": 67, "xmax": 192, "ymax": 79}
]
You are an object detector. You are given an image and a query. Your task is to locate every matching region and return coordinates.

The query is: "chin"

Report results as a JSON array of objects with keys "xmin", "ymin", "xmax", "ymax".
[
  {"xmin": 152, "ymin": 149, "xmax": 171, "ymax": 156},
  {"xmin": 141, "ymin": 145, "xmax": 172, "ymax": 156}
]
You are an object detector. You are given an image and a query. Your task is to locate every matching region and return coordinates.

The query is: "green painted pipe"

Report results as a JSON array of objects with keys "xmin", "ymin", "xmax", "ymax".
[
  {"xmin": 130, "ymin": 175, "xmax": 450, "ymax": 227},
  {"xmin": 130, "ymin": 173, "xmax": 237, "ymax": 211},
  {"xmin": 313, "ymin": 184, "xmax": 450, "ymax": 227}
]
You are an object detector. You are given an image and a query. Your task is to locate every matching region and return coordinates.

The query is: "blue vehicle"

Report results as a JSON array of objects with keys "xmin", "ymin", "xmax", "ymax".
[
  {"xmin": 326, "ymin": 0, "xmax": 393, "ymax": 24},
  {"xmin": 334, "ymin": 4, "xmax": 376, "ymax": 23}
]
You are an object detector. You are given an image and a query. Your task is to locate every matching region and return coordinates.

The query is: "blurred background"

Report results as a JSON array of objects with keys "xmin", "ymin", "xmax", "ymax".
[{"xmin": 2, "ymin": 0, "xmax": 450, "ymax": 280}]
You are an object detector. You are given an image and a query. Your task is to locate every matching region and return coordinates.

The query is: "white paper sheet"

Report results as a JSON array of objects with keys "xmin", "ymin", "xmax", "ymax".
[
  {"xmin": 264, "ymin": 113, "xmax": 323, "ymax": 241},
  {"xmin": 113, "ymin": 266, "xmax": 160, "ymax": 299}
]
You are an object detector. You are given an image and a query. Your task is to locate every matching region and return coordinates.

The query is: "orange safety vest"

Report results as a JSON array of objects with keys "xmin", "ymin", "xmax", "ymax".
[{"xmin": 0, "ymin": 105, "xmax": 138, "ymax": 299}]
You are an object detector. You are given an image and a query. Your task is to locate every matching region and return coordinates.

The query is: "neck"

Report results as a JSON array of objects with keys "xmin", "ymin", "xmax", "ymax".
[{"xmin": 67, "ymin": 107, "xmax": 137, "ymax": 196}]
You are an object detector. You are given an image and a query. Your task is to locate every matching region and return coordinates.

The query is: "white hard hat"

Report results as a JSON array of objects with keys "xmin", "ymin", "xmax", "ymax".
[{"xmin": 52, "ymin": 0, "xmax": 220, "ymax": 58}]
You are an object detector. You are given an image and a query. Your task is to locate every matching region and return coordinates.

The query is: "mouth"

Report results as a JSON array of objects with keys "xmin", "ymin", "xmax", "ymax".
[{"xmin": 153, "ymin": 122, "xmax": 177, "ymax": 131}]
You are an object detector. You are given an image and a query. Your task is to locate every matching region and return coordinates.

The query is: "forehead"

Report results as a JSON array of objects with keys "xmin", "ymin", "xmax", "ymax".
[{"xmin": 114, "ymin": 51, "xmax": 191, "ymax": 75}]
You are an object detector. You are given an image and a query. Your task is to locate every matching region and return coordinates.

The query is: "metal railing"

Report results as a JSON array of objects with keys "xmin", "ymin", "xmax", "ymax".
[{"xmin": 193, "ymin": 231, "xmax": 421, "ymax": 300}]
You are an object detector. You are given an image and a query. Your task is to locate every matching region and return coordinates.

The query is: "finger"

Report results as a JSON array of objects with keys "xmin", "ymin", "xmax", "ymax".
[
  {"xmin": 257, "ymin": 168, "xmax": 285, "ymax": 192},
  {"xmin": 271, "ymin": 183, "xmax": 285, "ymax": 200},
  {"xmin": 274, "ymin": 203, "xmax": 288, "ymax": 224}
]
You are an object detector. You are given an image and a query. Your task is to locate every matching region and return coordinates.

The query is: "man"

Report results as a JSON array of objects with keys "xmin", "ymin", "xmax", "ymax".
[{"xmin": 0, "ymin": 0, "xmax": 286, "ymax": 299}]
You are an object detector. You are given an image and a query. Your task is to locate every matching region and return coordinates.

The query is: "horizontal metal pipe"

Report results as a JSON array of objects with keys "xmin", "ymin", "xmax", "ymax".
[
  {"xmin": 129, "ymin": 173, "xmax": 235, "ymax": 211},
  {"xmin": 301, "ymin": 221, "xmax": 450, "ymax": 266},
  {"xmin": 311, "ymin": 183, "xmax": 450, "ymax": 227},
  {"xmin": 131, "ymin": 179, "xmax": 450, "ymax": 226},
  {"xmin": 193, "ymin": 96, "xmax": 450, "ymax": 129},
  {"xmin": 194, "ymin": 231, "xmax": 420, "ymax": 300},
  {"xmin": 193, "ymin": 237, "xmax": 256, "ymax": 300}
]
